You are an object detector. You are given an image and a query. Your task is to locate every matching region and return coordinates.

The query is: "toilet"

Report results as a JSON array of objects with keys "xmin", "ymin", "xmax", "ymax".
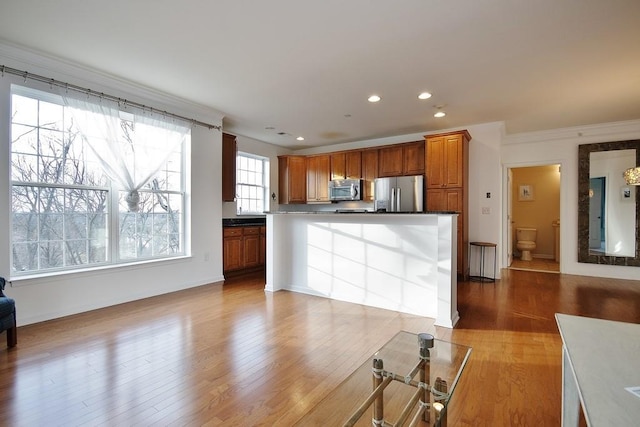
[{"xmin": 516, "ymin": 228, "xmax": 537, "ymax": 261}]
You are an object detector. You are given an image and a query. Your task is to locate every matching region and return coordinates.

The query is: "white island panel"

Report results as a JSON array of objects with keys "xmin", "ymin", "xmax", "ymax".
[{"xmin": 266, "ymin": 213, "xmax": 458, "ymax": 328}]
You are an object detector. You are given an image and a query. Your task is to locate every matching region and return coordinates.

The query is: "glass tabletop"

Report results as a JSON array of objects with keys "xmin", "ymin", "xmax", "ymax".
[{"xmin": 298, "ymin": 331, "xmax": 472, "ymax": 426}]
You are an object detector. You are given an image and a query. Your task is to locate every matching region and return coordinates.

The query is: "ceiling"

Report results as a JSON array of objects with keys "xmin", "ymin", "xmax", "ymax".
[{"xmin": 1, "ymin": 1, "xmax": 640, "ymax": 149}]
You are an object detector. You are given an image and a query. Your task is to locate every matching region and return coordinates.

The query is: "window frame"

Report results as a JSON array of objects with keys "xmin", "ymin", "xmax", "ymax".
[
  {"xmin": 235, "ymin": 152, "xmax": 270, "ymax": 215},
  {"xmin": 9, "ymin": 85, "xmax": 189, "ymax": 277}
]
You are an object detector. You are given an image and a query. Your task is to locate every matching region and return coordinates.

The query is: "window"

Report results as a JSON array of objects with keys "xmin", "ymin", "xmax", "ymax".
[
  {"xmin": 10, "ymin": 86, "xmax": 189, "ymax": 275},
  {"xmin": 236, "ymin": 153, "xmax": 269, "ymax": 215}
]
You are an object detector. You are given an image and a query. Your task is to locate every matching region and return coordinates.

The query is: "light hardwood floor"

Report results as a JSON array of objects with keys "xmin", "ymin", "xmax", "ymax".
[
  {"xmin": 1, "ymin": 269, "xmax": 639, "ymax": 426},
  {"xmin": 510, "ymin": 257, "xmax": 560, "ymax": 273}
]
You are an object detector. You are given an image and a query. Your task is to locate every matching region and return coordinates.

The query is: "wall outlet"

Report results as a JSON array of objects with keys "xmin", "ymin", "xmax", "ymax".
[{"xmin": 481, "ymin": 207, "xmax": 491, "ymax": 215}]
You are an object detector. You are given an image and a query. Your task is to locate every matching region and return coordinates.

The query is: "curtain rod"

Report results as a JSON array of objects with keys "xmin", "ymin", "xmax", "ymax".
[{"xmin": 1, "ymin": 64, "xmax": 221, "ymax": 131}]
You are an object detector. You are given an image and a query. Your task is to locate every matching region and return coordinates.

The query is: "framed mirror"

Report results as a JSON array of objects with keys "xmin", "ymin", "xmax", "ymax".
[{"xmin": 578, "ymin": 140, "xmax": 640, "ymax": 266}]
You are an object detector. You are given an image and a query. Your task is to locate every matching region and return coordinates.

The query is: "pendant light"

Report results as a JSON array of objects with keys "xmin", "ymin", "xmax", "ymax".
[{"xmin": 623, "ymin": 167, "xmax": 640, "ymax": 185}]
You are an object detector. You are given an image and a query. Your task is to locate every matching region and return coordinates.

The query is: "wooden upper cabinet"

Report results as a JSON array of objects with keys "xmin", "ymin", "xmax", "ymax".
[
  {"xmin": 278, "ymin": 155, "xmax": 306, "ymax": 204},
  {"xmin": 330, "ymin": 153, "xmax": 346, "ymax": 180},
  {"xmin": 403, "ymin": 141, "xmax": 425, "ymax": 175},
  {"xmin": 307, "ymin": 154, "xmax": 330, "ymax": 203},
  {"xmin": 425, "ymin": 131, "xmax": 469, "ymax": 189},
  {"xmin": 221, "ymin": 133, "xmax": 237, "ymax": 201},
  {"xmin": 345, "ymin": 151, "xmax": 362, "ymax": 179},
  {"xmin": 378, "ymin": 145, "xmax": 404, "ymax": 177},
  {"xmin": 330, "ymin": 151, "xmax": 362, "ymax": 180},
  {"xmin": 378, "ymin": 142, "xmax": 424, "ymax": 177},
  {"xmin": 361, "ymin": 148, "xmax": 379, "ymax": 201}
]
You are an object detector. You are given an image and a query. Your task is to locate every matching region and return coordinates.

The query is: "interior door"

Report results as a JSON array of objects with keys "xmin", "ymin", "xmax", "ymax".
[{"xmin": 507, "ymin": 168, "xmax": 513, "ymax": 266}]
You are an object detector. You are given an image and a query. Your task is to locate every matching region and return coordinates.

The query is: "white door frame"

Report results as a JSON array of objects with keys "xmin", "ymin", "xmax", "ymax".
[{"xmin": 502, "ymin": 160, "xmax": 565, "ymax": 272}]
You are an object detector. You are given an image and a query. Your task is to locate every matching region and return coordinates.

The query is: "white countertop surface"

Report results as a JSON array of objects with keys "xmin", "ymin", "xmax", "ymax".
[{"xmin": 556, "ymin": 313, "xmax": 640, "ymax": 426}]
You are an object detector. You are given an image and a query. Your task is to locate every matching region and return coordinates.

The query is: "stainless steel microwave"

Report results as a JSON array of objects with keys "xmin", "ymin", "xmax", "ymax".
[{"xmin": 329, "ymin": 179, "xmax": 362, "ymax": 201}]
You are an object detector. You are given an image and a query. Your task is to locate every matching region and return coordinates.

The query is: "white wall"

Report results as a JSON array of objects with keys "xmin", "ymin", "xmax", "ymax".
[
  {"xmin": 1, "ymin": 44, "xmax": 226, "ymax": 325},
  {"xmin": 503, "ymin": 120, "xmax": 640, "ymax": 280}
]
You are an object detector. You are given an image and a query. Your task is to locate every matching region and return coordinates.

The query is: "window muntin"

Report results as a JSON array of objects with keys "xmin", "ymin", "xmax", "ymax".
[
  {"xmin": 236, "ymin": 153, "xmax": 269, "ymax": 215},
  {"xmin": 10, "ymin": 86, "xmax": 188, "ymax": 275}
]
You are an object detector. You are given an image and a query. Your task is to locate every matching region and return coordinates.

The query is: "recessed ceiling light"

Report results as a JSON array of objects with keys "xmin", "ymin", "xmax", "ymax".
[
  {"xmin": 368, "ymin": 95, "xmax": 381, "ymax": 103},
  {"xmin": 418, "ymin": 92, "xmax": 432, "ymax": 100},
  {"xmin": 434, "ymin": 111, "xmax": 446, "ymax": 118},
  {"xmin": 296, "ymin": 136, "xmax": 305, "ymax": 141}
]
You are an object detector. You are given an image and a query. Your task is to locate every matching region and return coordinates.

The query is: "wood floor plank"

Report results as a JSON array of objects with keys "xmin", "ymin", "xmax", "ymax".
[{"xmin": 1, "ymin": 269, "xmax": 639, "ymax": 425}]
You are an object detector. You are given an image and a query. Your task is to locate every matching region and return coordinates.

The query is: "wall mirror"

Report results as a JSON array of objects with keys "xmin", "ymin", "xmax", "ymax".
[{"xmin": 578, "ymin": 140, "xmax": 640, "ymax": 266}]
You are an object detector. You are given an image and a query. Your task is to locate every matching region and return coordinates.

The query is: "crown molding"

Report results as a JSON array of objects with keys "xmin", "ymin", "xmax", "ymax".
[
  {"xmin": 0, "ymin": 40, "xmax": 224, "ymax": 125},
  {"xmin": 504, "ymin": 119, "xmax": 640, "ymax": 145}
]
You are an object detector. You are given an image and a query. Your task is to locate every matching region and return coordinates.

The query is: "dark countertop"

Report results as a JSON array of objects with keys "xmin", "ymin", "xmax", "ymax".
[{"xmin": 222, "ymin": 217, "xmax": 266, "ymax": 227}]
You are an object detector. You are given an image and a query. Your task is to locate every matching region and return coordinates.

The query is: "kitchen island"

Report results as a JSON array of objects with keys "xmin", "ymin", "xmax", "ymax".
[{"xmin": 265, "ymin": 212, "xmax": 459, "ymax": 328}]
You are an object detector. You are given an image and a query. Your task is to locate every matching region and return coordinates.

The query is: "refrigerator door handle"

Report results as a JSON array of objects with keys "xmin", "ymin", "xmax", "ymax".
[
  {"xmin": 396, "ymin": 187, "xmax": 401, "ymax": 212},
  {"xmin": 391, "ymin": 188, "xmax": 396, "ymax": 212}
]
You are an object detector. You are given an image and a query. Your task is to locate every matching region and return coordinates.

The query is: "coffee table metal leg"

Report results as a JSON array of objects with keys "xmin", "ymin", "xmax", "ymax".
[{"xmin": 373, "ymin": 358, "xmax": 384, "ymax": 426}]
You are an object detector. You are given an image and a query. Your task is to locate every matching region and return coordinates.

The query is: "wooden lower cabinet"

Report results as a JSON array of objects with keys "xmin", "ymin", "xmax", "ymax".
[
  {"xmin": 223, "ymin": 226, "xmax": 266, "ymax": 274},
  {"xmin": 223, "ymin": 228, "xmax": 243, "ymax": 272},
  {"xmin": 243, "ymin": 227, "xmax": 260, "ymax": 268}
]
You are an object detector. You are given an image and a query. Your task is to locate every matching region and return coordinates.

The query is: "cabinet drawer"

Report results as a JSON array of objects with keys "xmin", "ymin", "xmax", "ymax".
[
  {"xmin": 223, "ymin": 227, "xmax": 243, "ymax": 237},
  {"xmin": 243, "ymin": 226, "xmax": 260, "ymax": 235}
]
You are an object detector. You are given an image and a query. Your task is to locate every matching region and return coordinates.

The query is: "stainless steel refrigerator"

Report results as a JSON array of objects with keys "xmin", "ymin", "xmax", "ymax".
[{"xmin": 373, "ymin": 175, "xmax": 424, "ymax": 212}]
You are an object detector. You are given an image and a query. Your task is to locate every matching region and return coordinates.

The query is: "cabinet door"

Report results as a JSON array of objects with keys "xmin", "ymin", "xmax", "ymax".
[
  {"xmin": 221, "ymin": 133, "xmax": 237, "ymax": 201},
  {"xmin": 345, "ymin": 151, "xmax": 362, "ymax": 179},
  {"xmin": 223, "ymin": 228, "xmax": 243, "ymax": 272},
  {"xmin": 444, "ymin": 134, "xmax": 464, "ymax": 188},
  {"xmin": 427, "ymin": 188, "xmax": 462, "ymax": 212},
  {"xmin": 378, "ymin": 146, "xmax": 403, "ymax": 177},
  {"xmin": 243, "ymin": 227, "xmax": 260, "ymax": 268},
  {"xmin": 361, "ymin": 149, "xmax": 378, "ymax": 201},
  {"xmin": 426, "ymin": 136, "xmax": 446, "ymax": 189},
  {"xmin": 307, "ymin": 155, "xmax": 330, "ymax": 202},
  {"xmin": 426, "ymin": 134, "xmax": 464, "ymax": 188},
  {"xmin": 403, "ymin": 141, "xmax": 424, "ymax": 175},
  {"xmin": 279, "ymin": 156, "xmax": 307, "ymax": 204},
  {"xmin": 330, "ymin": 153, "xmax": 346, "ymax": 180},
  {"xmin": 330, "ymin": 151, "xmax": 362, "ymax": 180}
]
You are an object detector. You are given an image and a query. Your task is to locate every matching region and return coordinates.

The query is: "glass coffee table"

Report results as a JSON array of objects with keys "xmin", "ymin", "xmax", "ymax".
[{"xmin": 298, "ymin": 331, "xmax": 471, "ymax": 426}]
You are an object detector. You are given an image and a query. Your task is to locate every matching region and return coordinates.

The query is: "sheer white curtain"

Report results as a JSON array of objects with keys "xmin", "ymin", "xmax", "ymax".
[{"xmin": 63, "ymin": 95, "xmax": 189, "ymax": 211}]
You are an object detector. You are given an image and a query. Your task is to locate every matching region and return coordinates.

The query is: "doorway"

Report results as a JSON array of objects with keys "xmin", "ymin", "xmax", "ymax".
[
  {"xmin": 506, "ymin": 164, "xmax": 561, "ymax": 273},
  {"xmin": 589, "ymin": 176, "xmax": 605, "ymax": 253}
]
